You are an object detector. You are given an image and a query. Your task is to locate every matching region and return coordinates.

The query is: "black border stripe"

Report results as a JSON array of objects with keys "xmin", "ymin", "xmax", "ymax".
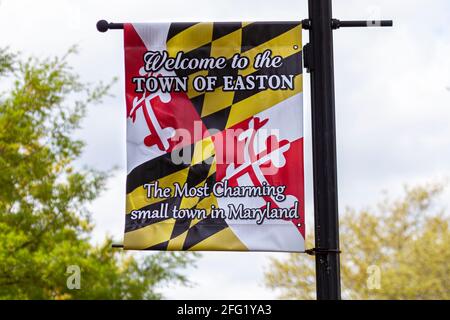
[
  {"xmin": 125, "ymin": 197, "xmax": 181, "ymax": 232},
  {"xmin": 171, "ymin": 43, "xmax": 212, "ymax": 77},
  {"xmin": 232, "ymin": 51, "xmax": 303, "ymax": 104},
  {"xmin": 212, "ymin": 22, "xmax": 242, "ymax": 41},
  {"xmin": 201, "ymin": 106, "xmax": 231, "ymax": 132},
  {"xmin": 167, "ymin": 22, "xmax": 199, "ymax": 41},
  {"xmin": 169, "ymin": 173, "xmax": 217, "ymax": 240},
  {"xmin": 183, "ymin": 216, "xmax": 228, "ymax": 250},
  {"xmin": 241, "ymin": 22, "xmax": 301, "ymax": 52},
  {"xmin": 126, "ymin": 144, "xmax": 195, "ymax": 194},
  {"xmin": 185, "ymin": 157, "xmax": 213, "ymax": 188},
  {"xmin": 169, "ymin": 217, "xmax": 192, "ymax": 240},
  {"xmin": 146, "ymin": 240, "xmax": 169, "ymax": 251}
]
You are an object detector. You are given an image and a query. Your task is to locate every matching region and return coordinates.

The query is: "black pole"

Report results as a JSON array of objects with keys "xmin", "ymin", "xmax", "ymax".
[{"xmin": 308, "ymin": 0, "xmax": 341, "ymax": 300}]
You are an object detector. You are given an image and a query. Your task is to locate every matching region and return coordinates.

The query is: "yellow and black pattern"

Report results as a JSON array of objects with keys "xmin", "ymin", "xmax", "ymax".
[
  {"xmin": 166, "ymin": 22, "xmax": 303, "ymax": 131},
  {"xmin": 125, "ymin": 139, "xmax": 248, "ymax": 250},
  {"xmin": 124, "ymin": 22, "xmax": 303, "ymax": 251}
]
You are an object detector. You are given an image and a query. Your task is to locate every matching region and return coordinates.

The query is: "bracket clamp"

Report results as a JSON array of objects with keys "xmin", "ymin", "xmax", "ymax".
[{"xmin": 305, "ymin": 248, "xmax": 342, "ymax": 256}]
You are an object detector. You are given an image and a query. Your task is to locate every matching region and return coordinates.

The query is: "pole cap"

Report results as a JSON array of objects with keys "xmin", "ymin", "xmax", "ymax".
[{"xmin": 96, "ymin": 20, "xmax": 109, "ymax": 32}]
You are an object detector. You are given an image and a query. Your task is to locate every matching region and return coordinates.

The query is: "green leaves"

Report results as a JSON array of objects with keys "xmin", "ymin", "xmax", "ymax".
[
  {"xmin": 265, "ymin": 183, "xmax": 450, "ymax": 300},
  {"xmin": 0, "ymin": 48, "xmax": 196, "ymax": 300}
]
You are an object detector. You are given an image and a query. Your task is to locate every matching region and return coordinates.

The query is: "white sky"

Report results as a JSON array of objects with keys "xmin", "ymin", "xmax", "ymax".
[{"xmin": 1, "ymin": 0, "xmax": 450, "ymax": 299}]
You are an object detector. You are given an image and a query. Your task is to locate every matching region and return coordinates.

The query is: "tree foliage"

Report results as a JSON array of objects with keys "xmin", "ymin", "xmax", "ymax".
[
  {"xmin": 0, "ymin": 47, "xmax": 196, "ymax": 299},
  {"xmin": 265, "ymin": 183, "xmax": 450, "ymax": 299}
]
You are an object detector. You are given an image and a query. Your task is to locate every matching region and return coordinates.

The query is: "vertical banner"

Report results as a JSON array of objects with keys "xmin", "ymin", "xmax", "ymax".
[{"xmin": 123, "ymin": 22, "xmax": 304, "ymax": 252}]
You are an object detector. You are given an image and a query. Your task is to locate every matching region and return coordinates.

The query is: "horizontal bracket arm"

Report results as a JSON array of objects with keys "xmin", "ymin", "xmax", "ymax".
[
  {"xmin": 97, "ymin": 19, "xmax": 393, "ymax": 33},
  {"xmin": 97, "ymin": 20, "xmax": 124, "ymax": 32},
  {"xmin": 302, "ymin": 18, "xmax": 393, "ymax": 30}
]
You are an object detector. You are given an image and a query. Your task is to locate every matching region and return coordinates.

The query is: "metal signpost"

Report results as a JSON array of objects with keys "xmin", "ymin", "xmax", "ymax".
[{"xmin": 303, "ymin": 0, "xmax": 392, "ymax": 300}]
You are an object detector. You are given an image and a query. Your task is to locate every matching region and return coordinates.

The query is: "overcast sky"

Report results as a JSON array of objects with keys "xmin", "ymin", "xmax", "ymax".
[{"xmin": 1, "ymin": 0, "xmax": 449, "ymax": 299}]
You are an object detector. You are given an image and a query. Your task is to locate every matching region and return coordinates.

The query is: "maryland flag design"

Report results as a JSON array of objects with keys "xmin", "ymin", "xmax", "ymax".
[{"xmin": 123, "ymin": 22, "xmax": 304, "ymax": 252}]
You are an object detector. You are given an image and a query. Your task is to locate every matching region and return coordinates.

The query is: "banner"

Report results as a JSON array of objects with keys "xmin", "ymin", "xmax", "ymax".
[{"xmin": 123, "ymin": 22, "xmax": 304, "ymax": 252}]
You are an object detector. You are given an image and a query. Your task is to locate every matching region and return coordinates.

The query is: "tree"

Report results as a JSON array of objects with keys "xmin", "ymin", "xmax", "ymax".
[
  {"xmin": 0, "ymin": 47, "xmax": 196, "ymax": 299},
  {"xmin": 265, "ymin": 183, "xmax": 450, "ymax": 299}
]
